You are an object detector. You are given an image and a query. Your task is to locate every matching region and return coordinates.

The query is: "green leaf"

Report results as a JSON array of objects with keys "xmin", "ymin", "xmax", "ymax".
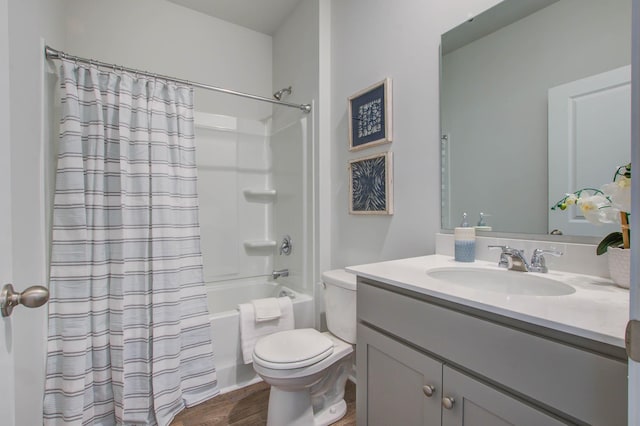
[{"xmin": 596, "ymin": 232, "xmax": 624, "ymax": 255}]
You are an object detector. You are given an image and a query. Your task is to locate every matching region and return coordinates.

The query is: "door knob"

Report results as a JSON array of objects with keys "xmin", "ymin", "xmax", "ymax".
[{"xmin": 0, "ymin": 283, "xmax": 49, "ymax": 317}]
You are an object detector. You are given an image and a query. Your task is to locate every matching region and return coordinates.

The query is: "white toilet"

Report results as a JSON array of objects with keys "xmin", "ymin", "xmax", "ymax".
[{"xmin": 252, "ymin": 269, "xmax": 357, "ymax": 426}]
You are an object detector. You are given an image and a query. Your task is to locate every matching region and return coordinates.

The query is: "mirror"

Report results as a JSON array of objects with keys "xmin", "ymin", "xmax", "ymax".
[{"xmin": 440, "ymin": 0, "xmax": 631, "ymax": 237}]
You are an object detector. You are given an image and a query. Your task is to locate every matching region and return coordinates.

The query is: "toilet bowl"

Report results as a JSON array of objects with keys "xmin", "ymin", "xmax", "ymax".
[{"xmin": 252, "ymin": 269, "xmax": 357, "ymax": 426}]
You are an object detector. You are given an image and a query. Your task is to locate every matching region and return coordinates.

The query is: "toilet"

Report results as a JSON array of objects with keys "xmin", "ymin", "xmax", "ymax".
[{"xmin": 252, "ymin": 269, "xmax": 357, "ymax": 426}]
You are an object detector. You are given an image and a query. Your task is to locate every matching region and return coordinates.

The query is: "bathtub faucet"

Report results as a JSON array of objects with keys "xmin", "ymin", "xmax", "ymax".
[{"xmin": 272, "ymin": 269, "xmax": 289, "ymax": 279}]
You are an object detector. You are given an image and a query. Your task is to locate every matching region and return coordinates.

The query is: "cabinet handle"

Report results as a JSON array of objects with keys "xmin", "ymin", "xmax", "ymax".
[
  {"xmin": 442, "ymin": 396, "xmax": 455, "ymax": 410},
  {"xmin": 422, "ymin": 385, "xmax": 436, "ymax": 398}
]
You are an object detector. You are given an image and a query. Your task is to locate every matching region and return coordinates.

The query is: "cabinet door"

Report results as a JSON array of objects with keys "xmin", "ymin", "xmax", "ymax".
[
  {"xmin": 357, "ymin": 324, "xmax": 442, "ymax": 426},
  {"xmin": 441, "ymin": 366, "xmax": 566, "ymax": 426}
]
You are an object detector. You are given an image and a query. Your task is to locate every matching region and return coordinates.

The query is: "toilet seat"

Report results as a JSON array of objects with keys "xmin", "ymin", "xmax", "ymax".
[{"xmin": 253, "ymin": 328, "xmax": 334, "ymax": 370}]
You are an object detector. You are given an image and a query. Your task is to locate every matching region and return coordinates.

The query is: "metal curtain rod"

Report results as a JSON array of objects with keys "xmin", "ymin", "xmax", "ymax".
[{"xmin": 44, "ymin": 46, "xmax": 312, "ymax": 113}]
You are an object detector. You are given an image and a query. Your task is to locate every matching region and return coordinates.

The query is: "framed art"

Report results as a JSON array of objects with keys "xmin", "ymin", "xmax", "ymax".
[
  {"xmin": 348, "ymin": 78, "xmax": 393, "ymax": 151},
  {"xmin": 348, "ymin": 152, "xmax": 394, "ymax": 215}
]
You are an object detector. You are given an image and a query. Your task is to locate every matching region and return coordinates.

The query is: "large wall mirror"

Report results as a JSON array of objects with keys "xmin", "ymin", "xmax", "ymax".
[{"xmin": 440, "ymin": 0, "xmax": 631, "ymax": 238}]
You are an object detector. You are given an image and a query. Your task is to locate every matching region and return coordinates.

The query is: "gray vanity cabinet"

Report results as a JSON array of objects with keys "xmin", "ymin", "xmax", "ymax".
[
  {"xmin": 357, "ymin": 323, "xmax": 442, "ymax": 425},
  {"xmin": 358, "ymin": 323, "xmax": 563, "ymax": 426},
  {"xmin": 356, "ymin": 278, "xmax": 628, "ymax": 426},
  {"xmin": 440, "ymin": 366, "xmax": 565, "ymax": 426}
]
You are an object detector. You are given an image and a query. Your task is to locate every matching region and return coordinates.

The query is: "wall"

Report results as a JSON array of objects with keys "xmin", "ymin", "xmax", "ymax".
[
  {"xmin": 7, "ymin": 0, "xmax": 66, "ymax": 424},
  {"xmin": 272, "ymin": 0, "xmax": 319, "ymax": 295},
  {"xmin": 442, "ymin": 0, "xmax": 631, "ymax": 234},
  {"xmin": 328, "ymin": 0, "xmax": 501, "ymax": 268},
  {"xmin": 63, "ymin": 0, "xmax": 273, "ymax": 120}
]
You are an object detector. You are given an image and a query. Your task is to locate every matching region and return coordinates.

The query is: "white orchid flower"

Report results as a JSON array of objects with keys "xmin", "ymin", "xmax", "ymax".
[
  {"xmin": 602, "ymin": 177, "xmax": 631, "ymax": 214},
  {"xmin": 577, "ymin": 194, "xmax": 619, "ymax": 225}
]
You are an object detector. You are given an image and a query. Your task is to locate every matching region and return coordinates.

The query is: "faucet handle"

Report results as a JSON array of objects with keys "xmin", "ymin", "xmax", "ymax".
[
  {"xmin": 530, "ymin": 249, "xmax": 563, "ymax": 273},
  {"xmin": 531, "ymin": 248, "xmax": 563, "ymax": 263},
  {"xmin": 533, "ymin": 248, "xmax": 563, "ymax": 257}
]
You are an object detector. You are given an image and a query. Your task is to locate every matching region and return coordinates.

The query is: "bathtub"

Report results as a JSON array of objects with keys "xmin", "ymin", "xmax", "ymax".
[{"xmin": 207, "ymin": 279, "xmax": 314, "ymax": 393}]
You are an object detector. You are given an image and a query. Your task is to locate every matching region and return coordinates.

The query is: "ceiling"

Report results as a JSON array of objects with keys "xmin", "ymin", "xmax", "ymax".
[{"xmin": 167, "ymin": 0, "xmax": 302, "ymax": 35}]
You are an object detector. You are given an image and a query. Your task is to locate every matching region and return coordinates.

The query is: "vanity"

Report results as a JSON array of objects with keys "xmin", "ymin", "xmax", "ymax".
[{"xmin": 348, "ymin": 255, "xmax": 628, "ymax": 426}]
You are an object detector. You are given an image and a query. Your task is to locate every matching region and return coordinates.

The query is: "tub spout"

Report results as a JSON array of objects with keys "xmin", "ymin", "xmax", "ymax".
[{"xmin": 272, "ymin": 269, "xmax": 289, "ymax": 279}]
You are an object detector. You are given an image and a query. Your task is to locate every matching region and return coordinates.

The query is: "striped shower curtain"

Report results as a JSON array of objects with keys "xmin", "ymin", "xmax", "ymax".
[{"xmin": 44, "ymin": 59, "xmax": 218, "ymax": 425}]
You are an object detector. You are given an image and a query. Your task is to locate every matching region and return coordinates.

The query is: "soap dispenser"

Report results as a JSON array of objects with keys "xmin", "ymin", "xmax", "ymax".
[{"xmin": 454, "ymin": 213, "xmax": 475, "ymax": 262}]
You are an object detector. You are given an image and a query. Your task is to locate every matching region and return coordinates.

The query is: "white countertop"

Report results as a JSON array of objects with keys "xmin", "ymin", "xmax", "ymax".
[{"xmin": 347, "ymin": 254, "xmax": 630, "ymax": 348}]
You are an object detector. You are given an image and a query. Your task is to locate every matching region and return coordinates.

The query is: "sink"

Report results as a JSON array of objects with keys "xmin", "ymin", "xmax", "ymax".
[{"xmin": 426, "ymin": 267, "xmax": 576, "ymax": 296}]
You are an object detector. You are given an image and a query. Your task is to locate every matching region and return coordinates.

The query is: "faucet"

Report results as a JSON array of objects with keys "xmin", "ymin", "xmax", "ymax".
[
  {"xmin": 489, "ymin": 245, "xmax": 563, "ymax": 273},
  {"xmin": 272, "ymin": 269, "xmax": 289, "ymax": 279}
]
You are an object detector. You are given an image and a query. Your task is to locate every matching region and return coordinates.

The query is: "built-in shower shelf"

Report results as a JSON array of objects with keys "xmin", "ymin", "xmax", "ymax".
[
  {"xmin": 243, "ymin": 188, "xmax": 277, "ymax": 202},
  {"xmin": 243, "ymin": 240, "xmax": 277, "ymax": 250}
]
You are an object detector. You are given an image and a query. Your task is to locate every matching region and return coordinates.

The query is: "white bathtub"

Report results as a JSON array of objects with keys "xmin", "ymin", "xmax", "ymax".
[{"xmin": 207, "ymin": 279, "xmax": 314, "ymax": 393}]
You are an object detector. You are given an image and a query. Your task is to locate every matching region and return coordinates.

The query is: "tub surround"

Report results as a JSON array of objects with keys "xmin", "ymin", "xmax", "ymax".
[{"xmin": 347, "ymin": 254, "xmax": 628, "ymax": 351}]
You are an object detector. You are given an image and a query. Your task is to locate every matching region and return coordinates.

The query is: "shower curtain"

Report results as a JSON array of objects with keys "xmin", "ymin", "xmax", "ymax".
[{"xmin": 43, "ymin": 59, "xmax": 218, "ymax": 425}]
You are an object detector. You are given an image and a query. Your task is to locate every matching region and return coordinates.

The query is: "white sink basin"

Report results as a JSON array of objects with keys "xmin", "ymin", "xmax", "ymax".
[{"xmin": 426, "ymin": 267, "xmax": 576, "ymax": 296}]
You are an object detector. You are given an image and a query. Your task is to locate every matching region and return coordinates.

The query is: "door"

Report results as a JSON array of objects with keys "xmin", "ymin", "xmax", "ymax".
[
  {"xmin": 441, "ymin": 366, "xmax": 564, "ymax": 426},
  {"xmin": 0, "ymin": 0, "xmax": 15, "ymax": 425},
  {"xmin": 357, "ymin": 324, "xmax": 442, "ymax": 426},
  {"xmin": 548, "ymin": 66, "xmax": 631, "ymax": 237}
]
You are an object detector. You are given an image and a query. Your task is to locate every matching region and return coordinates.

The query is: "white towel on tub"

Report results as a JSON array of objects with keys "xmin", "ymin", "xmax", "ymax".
[
  {"xmin": 239, "ymin": 296, "xmax": 294, "ymax": 364},
  {"xmin": 252, "ymin": 297, "xmax": 282, "ymax": 322}
]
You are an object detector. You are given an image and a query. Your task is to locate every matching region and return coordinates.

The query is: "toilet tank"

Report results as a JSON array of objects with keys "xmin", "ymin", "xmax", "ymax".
[{"xmin": 322, "ymin": 269, "xmax": 357, "ymax": 344}]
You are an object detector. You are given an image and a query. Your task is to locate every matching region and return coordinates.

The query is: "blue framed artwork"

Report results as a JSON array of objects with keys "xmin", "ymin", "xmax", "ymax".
[
  {"xmin": 348, "ymin": 152, "xmax": 394, "ymax": 215},
  {"xmin": 348, "ymin": 78, "xmax": 393, "ymax": 151}
]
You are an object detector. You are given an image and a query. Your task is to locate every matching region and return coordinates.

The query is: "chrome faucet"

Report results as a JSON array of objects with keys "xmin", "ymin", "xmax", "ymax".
[
  {"xmin": 272, "ymin": 269, "xmax": 289, "ymax": 279},
  {"xmin": 489, "ymin": 245, "xmax": 563, "ymax": 273}
]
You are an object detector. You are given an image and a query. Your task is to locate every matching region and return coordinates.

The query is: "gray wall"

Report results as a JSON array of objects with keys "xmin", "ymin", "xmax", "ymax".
[
  {"xmin": 441, "ymin": 0, "xmax": 631, "ymax": 234},
  {"xmin": 63, "ymin": 0, "xmax": 273, "ymax": 120},
  {"xmin": 328, "ymin": 0, "xmax": 501, "ymax": 268}
]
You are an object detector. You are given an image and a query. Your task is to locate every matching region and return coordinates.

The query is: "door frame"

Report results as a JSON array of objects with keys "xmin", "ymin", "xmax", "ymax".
[{"xmin": 629, "ymin": 0, "xmax": 640, "ymax": 424}]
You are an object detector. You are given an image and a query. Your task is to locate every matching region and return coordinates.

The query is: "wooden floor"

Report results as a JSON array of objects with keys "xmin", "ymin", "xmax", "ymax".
[{"xmin": 171, "ymin": 380, "xmax": 356, "ymax": 426}]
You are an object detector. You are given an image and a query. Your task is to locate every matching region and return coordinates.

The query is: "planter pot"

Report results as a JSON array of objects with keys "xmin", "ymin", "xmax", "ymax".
[{"xmin": 607, "ymin": 247, "xmax": 630, "ymax": 289}]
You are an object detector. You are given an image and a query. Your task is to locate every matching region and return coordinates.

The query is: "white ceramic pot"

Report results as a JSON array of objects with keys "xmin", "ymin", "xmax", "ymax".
[{"xmin": 607, "ymin": 247, "xmax": 630, "ymax": 289}]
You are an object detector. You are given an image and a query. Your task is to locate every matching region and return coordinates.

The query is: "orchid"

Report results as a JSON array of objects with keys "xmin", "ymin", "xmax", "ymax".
[
  {"xmin": 551, "ymin": 163, "xmax": 631, "ymax": 255},
  {"xmin": 576, "ymin": 194, "xmax": 618, "ymax": 225}
]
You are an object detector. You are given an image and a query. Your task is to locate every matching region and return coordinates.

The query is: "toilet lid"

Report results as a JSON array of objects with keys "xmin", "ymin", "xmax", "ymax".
[{"xmin": 253, "ymin": 329, "xmax": 334, "ymax": 370}]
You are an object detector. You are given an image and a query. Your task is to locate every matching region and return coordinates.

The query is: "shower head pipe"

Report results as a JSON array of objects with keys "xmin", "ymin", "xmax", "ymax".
[{"xmin": 273, "ymin": 86, "xmax": 293, "ymax": 101}]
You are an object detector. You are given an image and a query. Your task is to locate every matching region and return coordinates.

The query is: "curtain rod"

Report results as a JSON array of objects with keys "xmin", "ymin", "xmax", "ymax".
[{"xmin": 44, "ymin": 46, "xmax": 312, "ymax": 114}]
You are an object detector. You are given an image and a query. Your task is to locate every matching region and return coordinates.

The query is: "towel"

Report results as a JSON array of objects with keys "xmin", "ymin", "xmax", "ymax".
[
  {"xmin": 239, "ymin": 296, "xmax": 294, "ymax": 364},
  {"xmin": 252, "ymin": 297, "xmax": 282, "ymax": 322}
]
